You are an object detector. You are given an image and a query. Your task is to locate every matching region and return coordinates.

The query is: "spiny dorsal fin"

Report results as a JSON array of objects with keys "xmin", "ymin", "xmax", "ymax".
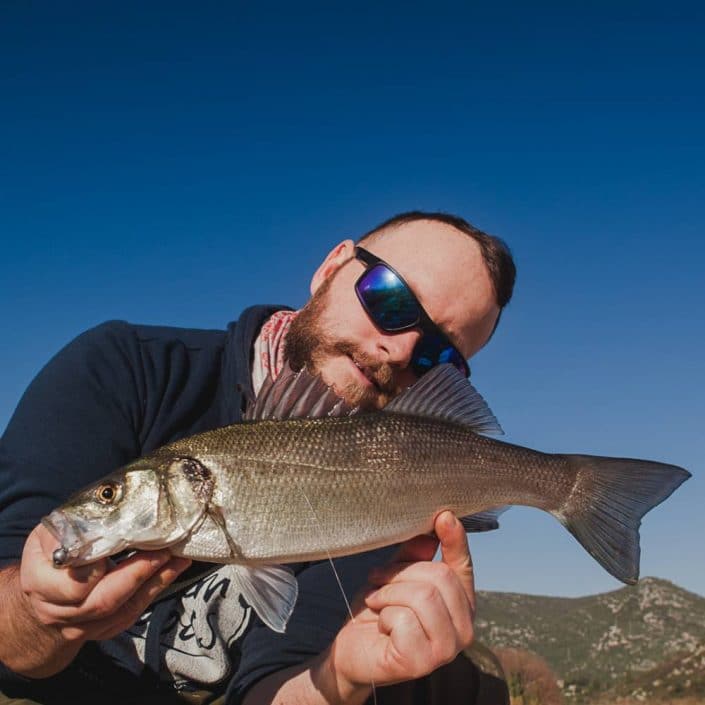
[
  {"xmin": 384, "ymin": 364, "xmax": 503, "ymax": 435},
  {"xmin": 245, "ymin": 364, "xmax": 357, "ymax": 421}
]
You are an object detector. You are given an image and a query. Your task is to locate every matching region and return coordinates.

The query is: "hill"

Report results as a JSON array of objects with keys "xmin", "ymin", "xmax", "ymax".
[{"xmin": 475, "ymin": 577, "xmax": 705, "ymax": 701}]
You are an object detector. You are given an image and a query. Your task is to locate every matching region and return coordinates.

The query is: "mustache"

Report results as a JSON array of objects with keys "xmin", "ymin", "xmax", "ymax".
[{"xmin": 334, "ymin": 342, "xmax": 398, "ymax": 394}]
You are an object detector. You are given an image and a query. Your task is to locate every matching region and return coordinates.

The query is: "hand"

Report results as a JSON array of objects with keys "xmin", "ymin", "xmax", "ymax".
[
  {"xmin": 19, "ymin": 523, "xmax": 191, "ymax": 646},
  {"xmin": 323, "ymin": 511, "xmax": 475, "ymax": 699}
]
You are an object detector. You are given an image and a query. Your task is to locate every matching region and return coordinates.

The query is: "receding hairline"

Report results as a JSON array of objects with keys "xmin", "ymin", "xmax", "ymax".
[
  {"xmin": 357, "ymin": 217, "xmax": 478, "ymax": 256},
  {"xmin": 355, "ymin": 210, "xmax": 516, "ymax": 312}
]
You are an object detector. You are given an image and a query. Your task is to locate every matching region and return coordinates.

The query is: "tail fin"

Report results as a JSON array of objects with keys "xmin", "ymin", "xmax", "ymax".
[{"xmin": 554, "ymin": 455, "xmax": 690, "ymax": 585}]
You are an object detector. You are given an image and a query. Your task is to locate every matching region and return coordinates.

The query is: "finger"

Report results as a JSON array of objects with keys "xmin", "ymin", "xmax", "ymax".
[
  {"xmin": 123, "ymin": 557, "xmax": 192, "ymax": 614},
  {"xmin": 378, "ymin": 604, "xmax": 428, "ymax": 646},
  {"xmin": 89, "ymin": 557, "xmax": 191, "ymax": 639},
  {"xmin": 37, "ymin": 550, "xmax": 175, "ymax": 623},
  {"xmin": 63, "ymin": 557, "xmax": 191, "ymax": 642},
  {"xmin": 392, "ymin": 533, "xmax": 439, "ymax": 563},
  {"xmin": 21, "ymin": 527, "xmax": 108, "ymax": 605},
  {"xmin": 366, "ymin": 581, "xmax": 457, "ymax": 655},
  {"xmin": 377, "ymin": 605, "xmax": 433, "ymax": 679},
  {"xmin": 435, "ymin": 511, "xmax": 475, "ymax": 609},
  {"xmin": 66, "ymin": 550, "xmax": 176, "ymax": 620},
  {"xmin": 366, "ymin": 561, "xmax": 473, "ymax": 642}
]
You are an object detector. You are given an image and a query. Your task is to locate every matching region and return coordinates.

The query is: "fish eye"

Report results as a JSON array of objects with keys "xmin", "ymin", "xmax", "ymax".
[{"xmin": 95, "ymin": 482, "xmax": 121, "ymax": 505}]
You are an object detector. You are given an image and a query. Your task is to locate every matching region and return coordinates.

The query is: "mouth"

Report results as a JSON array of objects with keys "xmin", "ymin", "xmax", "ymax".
[
  {"xmin": 42, "ymin": 511, "xmax": 97, "ymax": 567},
  {"xmin": 42, "ymin": 510, "xmax": 80, "ymax": 547},
  {"xmin": 349, "ymin": 355, "xmax": 380, "ymax": 390}
]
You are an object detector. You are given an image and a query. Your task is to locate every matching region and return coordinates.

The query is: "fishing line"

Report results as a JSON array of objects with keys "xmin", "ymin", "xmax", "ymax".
[{"xmin": 299, "ymin": 487, "xmax": 378, "ymax": 705}]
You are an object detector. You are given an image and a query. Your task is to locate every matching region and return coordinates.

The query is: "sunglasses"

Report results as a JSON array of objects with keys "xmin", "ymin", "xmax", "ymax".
[{"xmin": 354, "ymin": 246, "xmax": 470, "ymax": 378}]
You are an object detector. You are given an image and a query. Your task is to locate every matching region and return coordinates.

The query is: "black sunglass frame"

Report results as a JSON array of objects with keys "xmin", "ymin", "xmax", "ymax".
[{"xmin": 354, "ymin": 246, "xmax": 470, "ymax": 378}]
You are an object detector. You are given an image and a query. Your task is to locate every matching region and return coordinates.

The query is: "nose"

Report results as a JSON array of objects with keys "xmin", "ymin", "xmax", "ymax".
[{"xmin": 376, "ymin": 329, "xmax": 421, "ymax": 369}]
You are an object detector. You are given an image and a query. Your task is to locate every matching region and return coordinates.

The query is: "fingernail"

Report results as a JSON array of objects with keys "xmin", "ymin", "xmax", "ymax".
[
  {"xmin": 71, "ymin": 560, "xmax": 107, "ymax": 583},
  {"xmin": 438, "ymin": 511, "xmax": 455, "ymax": 530},
  {"xmin": 364, "ymin": 588, "xmax": 380, "ymax": 603},
  {"xmin": 175, "ymin": 558, "xmax": 192, "ymax": 573},
  {"xmin": 150, "ymin": 552, "xmax": 170, "ymax": 567}
]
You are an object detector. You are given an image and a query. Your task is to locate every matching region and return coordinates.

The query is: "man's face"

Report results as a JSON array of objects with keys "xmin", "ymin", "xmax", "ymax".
[{"xmin": 286, "ymin": 220, "xmax": 501, "ymax": 409}]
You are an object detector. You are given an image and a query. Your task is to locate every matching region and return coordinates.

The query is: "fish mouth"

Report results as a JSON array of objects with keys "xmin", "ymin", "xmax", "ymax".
[{"xmin": 41, "ymin": 511, "xmax": 97, "ymax": 567}]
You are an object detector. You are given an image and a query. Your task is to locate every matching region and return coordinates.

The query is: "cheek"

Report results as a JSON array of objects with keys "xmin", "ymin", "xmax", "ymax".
[
  {"xmin": 334, "ymin": 310, "xmax": 371, "ymax": 339},
  {"xmin": 323, "ymin": 269, "xmax": 374, "ymax": 333},
  {"xmin": 321, "ymin": 293, "xmax": 372, "ymax": 341}
]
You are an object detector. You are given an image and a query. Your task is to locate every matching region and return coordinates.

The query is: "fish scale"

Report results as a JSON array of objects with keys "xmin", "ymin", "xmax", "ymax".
[
  {"xmin": 43, "ymin": 364, "xmax": 690, "ymax": 632},
  {"xmin": 160, "ymin": 414, "xmax": 595, "ymax": 564}
]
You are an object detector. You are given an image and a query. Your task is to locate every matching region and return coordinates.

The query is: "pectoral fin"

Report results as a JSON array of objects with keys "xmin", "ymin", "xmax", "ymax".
[{"xmin": 231, "ymin": 564, "xmax": 299, "ymax": 633}]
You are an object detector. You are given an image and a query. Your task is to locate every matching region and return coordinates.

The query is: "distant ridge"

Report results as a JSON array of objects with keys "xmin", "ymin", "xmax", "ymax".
[{"xmin": 475, "ymin": 577, "xmax": 705, "ymax": 701}]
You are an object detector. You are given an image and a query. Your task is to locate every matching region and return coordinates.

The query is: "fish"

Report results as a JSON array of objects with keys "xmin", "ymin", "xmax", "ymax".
[{"xmin": 41, "ymin": 364, "xmax": 690, "ymax": 632}]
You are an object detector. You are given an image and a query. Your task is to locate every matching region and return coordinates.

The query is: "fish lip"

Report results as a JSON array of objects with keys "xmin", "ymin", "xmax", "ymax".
[{"xmin": 41, "ymin": 511, "xmax": 89, "ymax": 565}]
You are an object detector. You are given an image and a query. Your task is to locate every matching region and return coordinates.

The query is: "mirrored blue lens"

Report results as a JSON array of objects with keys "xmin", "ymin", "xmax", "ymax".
[
  {"xmin": 356, "ymin": 264, "xmax": 420, "ymax": 330},
  {"xmin": 411, "ymin": 334, "xmax": 469, "ymax": 378},
  {"xmin": 355, "ymin": 256, "xmax": 470, "ymax": 378}
]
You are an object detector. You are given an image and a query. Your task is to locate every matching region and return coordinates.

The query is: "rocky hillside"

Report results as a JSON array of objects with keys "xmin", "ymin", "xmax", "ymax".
[
  {"xmin": 612, "ymin": 642, "xmax": 705, "ymax": 701},
  {"xmin": 475, "ymin": 577, "xmax": 705, "ymax": 701}
]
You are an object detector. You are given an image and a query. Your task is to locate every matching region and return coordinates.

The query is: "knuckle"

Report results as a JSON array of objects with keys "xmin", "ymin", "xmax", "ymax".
[
  {"xmin": 126, "ymin": 564, "xmax": 153, "ymax": 588},
  {"xmin": 374, "ymin": 584, "xmax": 390, "ymax": 603},
  {"xmin": 434, "ymin": 562, "xmax": 454, "ymax": 581},
  {"xmin": 396, "ymin": 607, "xmax": 418, "ymax": 632},
  {"xmin": 62, "ymin": 582, "xmax": 92, "ymax": 603},
  {"xmin": 147, "ymin": 571, "xmax": 172, "ymax": 597},
  {"xmin": 27, "ymin": 596, "xmax": 59, "ymax": 627},
  {"xmin": 434, "ymin": 642, "xmax": 457, "ymax": 666},
  {"xmin": 33, "ymin": 607, "xmax": 60, "ymax": 628},
  {"xmin": 445, "ymin": 647, "xmax": 460, "ymax": 666},
  {"xmin": 418, "ymin": 584, "xmax": 440, "ymax": 603},
  {"xmin": 89, "ymin": 594, "xmax": 117, "ymax": 619}
]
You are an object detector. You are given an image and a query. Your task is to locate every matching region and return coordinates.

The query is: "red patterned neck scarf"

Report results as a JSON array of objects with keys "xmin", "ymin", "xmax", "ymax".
[{"xmin": 251, "ymin": 309, "xmax": 298, "ymax": 395}]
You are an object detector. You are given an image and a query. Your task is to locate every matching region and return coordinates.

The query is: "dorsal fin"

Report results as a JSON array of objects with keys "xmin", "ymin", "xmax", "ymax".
[
  {"xmin": 245, "ymin": 364, "xmax": 357, "ymax": 421},
  {"xmin": 247, "ymin": 363, "xmax": 502, "ymax": 434},
  {"xmin": 384, "ymin": 364, "xmax": 503, "ymax": 435}
]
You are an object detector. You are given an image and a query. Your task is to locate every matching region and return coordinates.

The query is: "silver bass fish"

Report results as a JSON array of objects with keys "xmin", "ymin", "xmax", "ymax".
[{"xmin": 42, "ymin": 365, "xmax": 690, "ymax": 632}]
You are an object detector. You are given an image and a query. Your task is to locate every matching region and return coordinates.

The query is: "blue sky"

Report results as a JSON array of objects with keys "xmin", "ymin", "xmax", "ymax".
[{"xmin": 1, "ymin": 1, "xmax": 703, "ymax": 598}]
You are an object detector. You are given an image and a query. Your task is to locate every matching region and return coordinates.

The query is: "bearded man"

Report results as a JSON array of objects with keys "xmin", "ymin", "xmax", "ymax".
[{"xmin": 0, "ymin": 211, "xmax": 515, "ymax": 705}]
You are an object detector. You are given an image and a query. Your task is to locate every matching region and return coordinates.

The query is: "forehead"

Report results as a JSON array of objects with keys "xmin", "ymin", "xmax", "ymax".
[{"xmin": 364, "ymin": 221, "xmax": 499, "ymax": 356}]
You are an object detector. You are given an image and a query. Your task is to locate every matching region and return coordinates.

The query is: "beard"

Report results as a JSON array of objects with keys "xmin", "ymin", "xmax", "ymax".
[{"xmin": 285, "ymin": 276, "xmax": 399, "ymax": 409}]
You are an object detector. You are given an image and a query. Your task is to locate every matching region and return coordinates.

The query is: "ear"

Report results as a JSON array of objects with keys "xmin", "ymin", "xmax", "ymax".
[{"xmin": 310, "ymin": 239, "xmax": 356, "ymax": 295}]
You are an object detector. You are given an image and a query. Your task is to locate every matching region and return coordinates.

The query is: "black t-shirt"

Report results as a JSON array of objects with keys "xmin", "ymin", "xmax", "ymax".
[{"xmin": 0, "ymin": 308, "xmax": 394, "ymax": 704}]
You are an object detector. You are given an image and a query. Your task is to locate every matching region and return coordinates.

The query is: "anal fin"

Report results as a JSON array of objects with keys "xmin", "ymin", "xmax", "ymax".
[{"xmin": 460, "ymin": 507, "xmax": 509, "ymax": 532}]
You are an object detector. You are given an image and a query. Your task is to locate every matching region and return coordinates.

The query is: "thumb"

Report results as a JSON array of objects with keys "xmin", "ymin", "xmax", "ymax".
[{"xmin": 435, "ymin": 511, "xmax": 475, "ymax": 609}]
